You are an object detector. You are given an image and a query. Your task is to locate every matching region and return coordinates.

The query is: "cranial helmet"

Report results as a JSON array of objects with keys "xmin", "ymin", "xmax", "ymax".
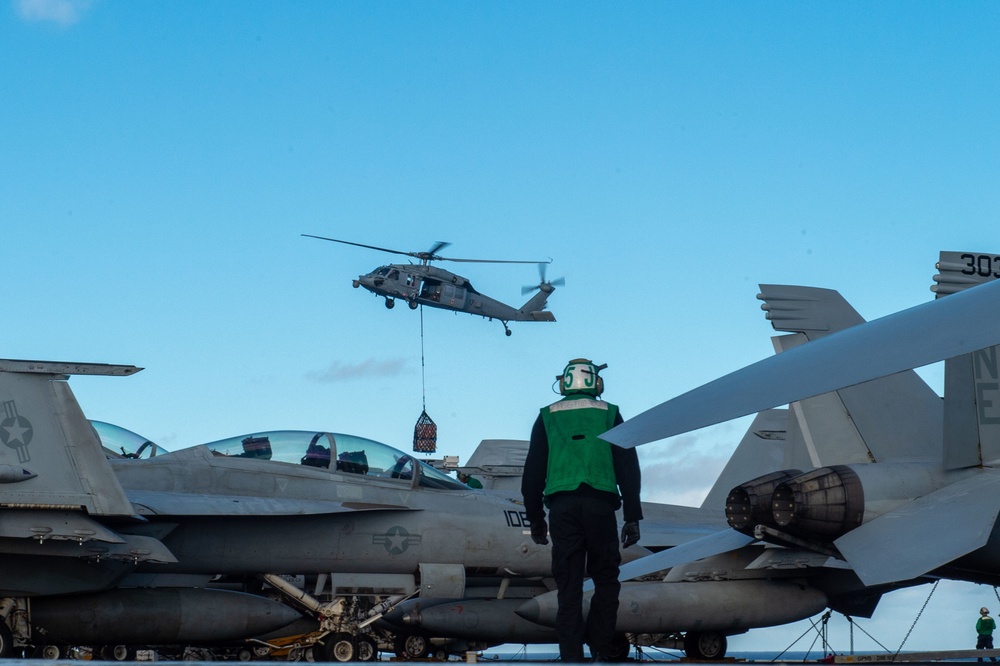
[
  {"xmin": 983, "ymin": 607, "xmax": 990, "ymax": 615},
  {"xmin": 558, "ymin": 358, "xmax": 606, "ymax": 397}
]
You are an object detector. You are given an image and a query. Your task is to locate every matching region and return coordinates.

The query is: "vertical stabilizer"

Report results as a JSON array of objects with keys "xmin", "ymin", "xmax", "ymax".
[
  {"xmin": 933, "ymin": 252, "xmax": 1000, "ymax": 469},
  {"xmin": 519, "ymin": 288, "xmax": 552, "ymax": 315},
  {"xmin": 0, "ymin": 360, "xmax": 141, "ymax": 517},
  {"xmin": 759, "ymin": 285, "xmax": 942, "ymax": 464},
  {"xmin": 700, "ymin": 409, "xmax": 787, "ymax": 511}
]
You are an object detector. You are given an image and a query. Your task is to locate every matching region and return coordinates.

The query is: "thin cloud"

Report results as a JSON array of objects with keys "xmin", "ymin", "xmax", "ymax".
[
  {"xmin": 307, "ymin": 358, "xmax": 409, "ymax": 383},
  {"xmin": 15, "ymin": 0, "xmax": 92, "ymax": 26}
]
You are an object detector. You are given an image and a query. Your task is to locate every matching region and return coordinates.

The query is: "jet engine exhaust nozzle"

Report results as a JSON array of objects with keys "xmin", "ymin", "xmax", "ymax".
[
  {"xmin": 771, "ymin": 465, "xmax": 864, "ymax": 539},
  {"xmin": 725, "ymin": 469, "xmax": 803, "ymax": 535}
]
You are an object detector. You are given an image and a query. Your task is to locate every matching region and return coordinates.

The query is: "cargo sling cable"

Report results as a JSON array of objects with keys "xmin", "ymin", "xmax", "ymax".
[{"xmin": 413, "ymin": 304, "xmax": 437, "ymax": 453}]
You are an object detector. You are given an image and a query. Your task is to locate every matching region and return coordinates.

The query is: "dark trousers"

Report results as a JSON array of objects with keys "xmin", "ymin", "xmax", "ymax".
[
  {"xmin": 549, "ymin": 494, "xmax": 622, "ymax": 662},
  {"xmin": 977, "ymin": 634, "xmax": 996, "ymax": 662}
]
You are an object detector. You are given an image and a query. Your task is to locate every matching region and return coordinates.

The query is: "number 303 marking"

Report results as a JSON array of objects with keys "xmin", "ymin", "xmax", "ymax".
[{"xmin": 960, "ymin": 254, "xmax": 1000, "ymax": 278}]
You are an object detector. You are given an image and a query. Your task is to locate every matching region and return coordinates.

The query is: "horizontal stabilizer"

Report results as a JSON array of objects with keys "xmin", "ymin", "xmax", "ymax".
[
  {"xmin": 0, "ymin": 359, "xmax": 142, "ymax": 376},
  {"xmin": 758, "ymin": 284, "xmax": 865, "ymax": 336},
  {"xmin": 636, "ymin": 502, "xmax": 729, "ymax": 548},
  {"xmin": 835, "ymin": 472, "xmax": 1000, "ymax": 586},
  {"xmin": 529, "ymin": 311, "xmax": 555, "ymax": 322},
  {"xmin": 127, "ymin": 490, "xmax": 414, "ymax": 517},
  {"xmin": 603, "ymin": 278, "xmax": 1000, "ymax": 448},
  {"xmin": 608, "ymin": 529, "xmax": 755, "ymax": 585}
]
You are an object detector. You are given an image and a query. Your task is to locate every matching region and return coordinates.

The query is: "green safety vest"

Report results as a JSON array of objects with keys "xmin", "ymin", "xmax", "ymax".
[{"xmin": 540, "ymin": 397, "xmax": 620, "ymax": 498}]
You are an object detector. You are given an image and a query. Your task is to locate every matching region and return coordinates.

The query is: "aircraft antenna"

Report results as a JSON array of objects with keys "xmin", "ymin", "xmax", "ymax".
[{"xmin": 413, "ymin": 305, "xmax": 438, "ymax": 454}]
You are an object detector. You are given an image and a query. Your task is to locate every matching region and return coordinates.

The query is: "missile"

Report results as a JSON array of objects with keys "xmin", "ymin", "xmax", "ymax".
[
  {"xmin": 389, "ymin": 598, "xmax": 558, "ymax": 643},
  {"xmin": 517, "ymin": 579, "xmax": 827, "ymax": 633},
  {"xmin": 31, "ymin": 587, "xmax": 303, "ymax": 644}
]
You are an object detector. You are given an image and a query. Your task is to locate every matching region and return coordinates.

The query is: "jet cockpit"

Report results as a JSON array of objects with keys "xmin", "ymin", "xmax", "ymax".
[
  {"xmin": 200, "ymin": 430, "xmax": 468, "ymax": 490},
  {"xmin": 93, "ymin": 420, "xmax": 171, "ymax": 459},
  {"xmin": 95, "ymin": 421, "xmax": 467, "ymax": 491}
]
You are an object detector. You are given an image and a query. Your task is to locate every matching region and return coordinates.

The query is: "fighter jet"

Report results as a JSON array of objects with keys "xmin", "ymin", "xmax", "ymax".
[
  {"xmin": 515, "ymin": 284, "xmax": 943, "ymax": 658},
  {"xmin": 600, "ymin": 251, "xmax": 1000, "ymax": 608},
  {"xmin": 328, "ymin": 284, "xmax": 952, "ymax": 661},
  {"xmin": 0, "ymin": 358, "xmax": 678, "ymax": 660},
  {"xmin": 0, "ymin": 352, "xmax": 846, "ymax": 661},
  {"xmin": 0, "ymin": 361, "xmax": 303, "ymax": 659}
]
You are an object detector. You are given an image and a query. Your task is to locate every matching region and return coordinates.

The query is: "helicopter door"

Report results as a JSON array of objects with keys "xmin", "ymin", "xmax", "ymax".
[{"xmin": 440, "ymin": 283, "xmax": 467, "ymax": 308}]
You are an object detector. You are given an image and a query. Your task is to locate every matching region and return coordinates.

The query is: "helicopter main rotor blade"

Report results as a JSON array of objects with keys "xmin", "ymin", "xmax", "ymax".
[
  {"xmin": 441, "ymin": 257, "xmax": 552, "ymax": 264},
  {"xmin": 304, "ymin": 234, "xmax": 549, "ymax": 265},
  {"xmin": 301, "ymin": 234, "xmax": 419, "ymax": 259}
]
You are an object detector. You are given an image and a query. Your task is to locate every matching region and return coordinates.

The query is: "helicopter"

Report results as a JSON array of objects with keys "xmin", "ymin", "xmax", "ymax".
[{"xmin": 303, "ymin": 235, "xmax": 562, "ymax": 335}]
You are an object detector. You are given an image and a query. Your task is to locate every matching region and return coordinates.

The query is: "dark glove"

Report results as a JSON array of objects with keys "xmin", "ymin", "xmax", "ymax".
[
  {"xmin": 621, "ymin": 521, "xmax": 640, "ymax": 548},
  {"xmin": 530, "ymin": 517, "xmax": 549, "ymax": 545}
]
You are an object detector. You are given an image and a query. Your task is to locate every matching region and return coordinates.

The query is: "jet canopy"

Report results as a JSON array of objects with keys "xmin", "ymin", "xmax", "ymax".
[
  {"xmin": 202, "ymin": 430, "xmax": 468, "ymax": 490},
  {"xmin": 93, "ymin": 420, "xmax": 171, "ymax": 459}
]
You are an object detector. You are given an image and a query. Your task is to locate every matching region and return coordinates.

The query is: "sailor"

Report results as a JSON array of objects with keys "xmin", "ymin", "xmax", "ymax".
[
  {"xmin": 521, "ymin": 358, "xmax": 642, "ymax": 662},
  {"xmin": 457, "ymin": 471, "xmax": 483, "ymax": 489},
  {"xmin": 978, "ymin": 606, "xmax": 997, "ymax": 662}
]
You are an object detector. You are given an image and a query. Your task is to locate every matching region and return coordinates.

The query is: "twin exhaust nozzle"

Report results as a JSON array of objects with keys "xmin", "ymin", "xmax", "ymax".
[{"xmin": 726, "ymin": 465, "xmax": 864, "ymax": 541}]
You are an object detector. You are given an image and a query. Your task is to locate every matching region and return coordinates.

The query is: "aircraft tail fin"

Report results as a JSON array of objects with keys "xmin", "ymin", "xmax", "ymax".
[
  {"xmin": 519, "ymin": 288, "xmax": 554, "ymax": 318},
  {"xmin": 700, "ymin": 409, "xmax": 787, "ymax": 511},
  {"xmin": 759, "ymin": 285, "xmax": 943, "ymax": 465},
  {"xmin": 933, "ymin": 252, "xmax": 1000, "ymax": 469},
  {"xmin": 0, "ymin": 359, "xmax": 141, "ymax": 517}
]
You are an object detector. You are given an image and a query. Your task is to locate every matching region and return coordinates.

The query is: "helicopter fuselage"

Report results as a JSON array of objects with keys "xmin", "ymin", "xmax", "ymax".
[{"xmin": 354, "ymin": 263, "xmax": 555, "ymax": 334}]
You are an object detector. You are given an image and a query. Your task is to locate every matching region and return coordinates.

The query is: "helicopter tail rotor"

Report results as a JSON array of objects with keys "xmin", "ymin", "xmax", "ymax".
[{"xmin": 522, "ymin": 263, "xmax": 565, "ymax": 295}]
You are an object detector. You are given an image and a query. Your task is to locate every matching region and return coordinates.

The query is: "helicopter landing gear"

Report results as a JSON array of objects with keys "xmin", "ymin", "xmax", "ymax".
[
  {"xmin": 502, "ymin": 322, "xmax": 512, "ymax": 336},
  {"xmin": 385, "ymin": 298, "xmax": 395, "ymax": 309},
  {"xmin": 408, "ymin": 299, "xmax": 419, "ymax": 310}
]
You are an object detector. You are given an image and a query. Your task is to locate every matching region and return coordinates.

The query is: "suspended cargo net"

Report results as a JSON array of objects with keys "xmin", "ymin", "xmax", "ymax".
[{"xmin": 413, "ymin": 410, "xmax": 437, "ymax": 453}]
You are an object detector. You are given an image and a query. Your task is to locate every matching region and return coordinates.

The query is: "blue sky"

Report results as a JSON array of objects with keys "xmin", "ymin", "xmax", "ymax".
[{"xmin": 3, "ymin": 0, "xmax": 1000, "ymax": 654}]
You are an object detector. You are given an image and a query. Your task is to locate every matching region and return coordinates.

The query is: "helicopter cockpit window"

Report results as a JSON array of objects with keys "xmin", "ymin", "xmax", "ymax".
[
  {"xmin": 92, "ymin": 420, "xmax": 170, "ymax": 459},
  {"xmin": 388, "ymin": 269, "xmax": 400, "ymax": 280},
  {"xmin": 199, "ymin": 430, "xmax": 467, "ymax": 489}
]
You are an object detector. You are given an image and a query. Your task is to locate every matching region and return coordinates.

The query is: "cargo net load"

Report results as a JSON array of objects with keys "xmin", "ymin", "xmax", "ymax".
[{"xmin": 413, "ymin": 410, "xmax": 437, "ymax": 453}]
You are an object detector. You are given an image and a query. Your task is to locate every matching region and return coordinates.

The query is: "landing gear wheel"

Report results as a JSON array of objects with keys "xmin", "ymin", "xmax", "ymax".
[
  {"xmin": 323, "ymin": 633, "xmax": 356, "ymax": 662},
  {"xmin": 355, "ymin": 635, "xmax": 377, "ymax": 662},
  {"xmin": 385, "ymin": 298, "xmax": 395, "ymax": 309},
  {"xmin": 394, "ymin": 633, "xmax": 430, "ymax": 659},
  {"xmin": 252, "ymin": 645, "xmax": 272, "ymax": 658},
  {"xmin": 683, "ymin": 631, "xmax": 727, "ymax": 660},
  {"xmin": 237, "ymin": 647, "xmax": 254, "ymax": 661},
  {"xmin": 40, "ymin": 645, "xmax": 62, "ymax": 660},
  {"xmin": 102, "ymin": 644, "xmax": 137, "ymax": 661},
  {"xmin": 432, "ymin": 648, "xmax": 448, "ymax": 661},
  {"xmin": 503, "ymin": 323, "xmax": 512, "ymax": 336},
  {"xmin": 408, "ymin": 299, "xmax": 419, "ymax": 310},
  {"xmin": 0, "ymin": 622, "xmax": 13, "ymax": 659}
]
